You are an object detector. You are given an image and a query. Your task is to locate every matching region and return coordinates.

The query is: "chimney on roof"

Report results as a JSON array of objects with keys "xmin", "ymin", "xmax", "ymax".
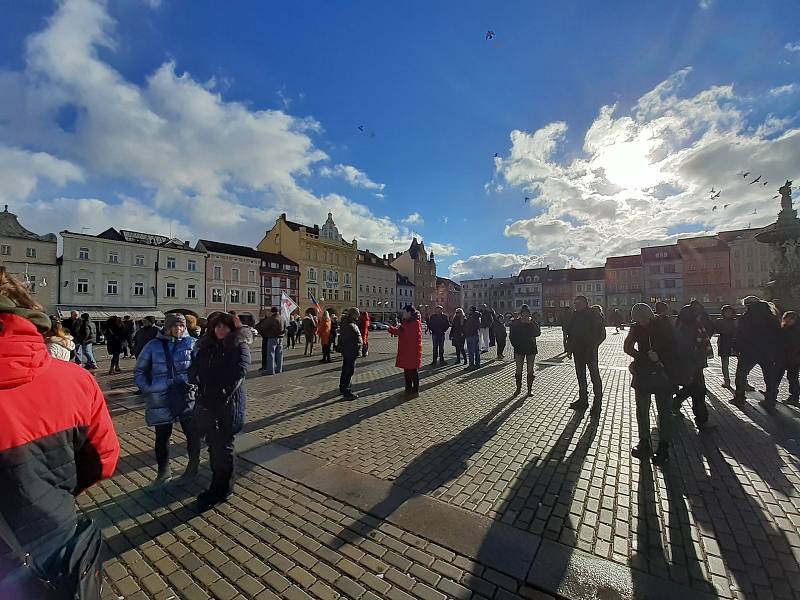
[
  {"xmin": 184, "ymin": 241, "xmax": 189, "ymax": 247},
  {"xmin": 280, "ymin": 213, "xmax": 287, "ymax": 220}
]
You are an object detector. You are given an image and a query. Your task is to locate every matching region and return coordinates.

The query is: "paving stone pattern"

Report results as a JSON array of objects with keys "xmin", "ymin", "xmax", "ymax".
[{"xmin": 91, "ymin": 327, "xmax": 800, "ymax": 599}]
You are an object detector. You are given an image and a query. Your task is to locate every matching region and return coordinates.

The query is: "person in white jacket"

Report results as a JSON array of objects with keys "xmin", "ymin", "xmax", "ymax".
[{"xmin": 45, "ymin": 317, "xmax": 76, "ymax": 361}]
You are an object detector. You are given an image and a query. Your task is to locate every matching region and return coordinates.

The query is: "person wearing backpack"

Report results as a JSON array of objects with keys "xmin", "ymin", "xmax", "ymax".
[
  {"xmin": 134, "ymin": 313, "xmax": 200, "ymax": 485},
  {"xmin": 564, "ymin": 295, "xmax": 607, "ymax": 416}
]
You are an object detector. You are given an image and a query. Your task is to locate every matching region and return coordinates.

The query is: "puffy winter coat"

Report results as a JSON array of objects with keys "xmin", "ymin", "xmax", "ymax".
[
  {"xmin": 105, "ymin": 323, "xmax": 125, "ymax": 354},
  {"xmin": 302, "ymin": 316, "xmax": 317, "ymax": 336},
  {"xmin": 450, "ymin": 315, "xmax": 465, "ymax": 344},
  {"xmin": 338, "ymin": 317, "xmax": 363, "ymax": 360},
  {"xmin": 738, "ymin": 301, "xmax": 780, "ymax": 360},
  {"xmin": 359, "ymin": 312, "xmax": 371, "ymax": 345},
  {"xmin": 389, "ymin": 313, "xmax": 423, "ymax": 370},
  {"xmin": 564, "ymin": 309, "xmax": 606, "ymax": 354},
  {"xmin": 190, "ymin": 328, "xmax": 250, "ymax": 434},
  {"xmin": 134, "ymin": 330, "xmax": 196, "ymax": 426},
  {"xmin": 0, "ymin": 314, "xmax": 118, "ymax": 565},
  {"xmin": 46, "ymin": 335, "xmax": 75, "ymax": 361}
]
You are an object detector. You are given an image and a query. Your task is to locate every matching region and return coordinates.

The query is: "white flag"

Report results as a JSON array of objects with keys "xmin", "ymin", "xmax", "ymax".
[{"xmin": 280, "ymin": 291, "xmax": 299, "ymax": 326}]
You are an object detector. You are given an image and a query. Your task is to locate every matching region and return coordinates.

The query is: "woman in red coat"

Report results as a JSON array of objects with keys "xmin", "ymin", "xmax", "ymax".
[
  {"xmin": 389, "ymin": 304, "xmax": 423, "ymax": 395},
  {"xmin": 359, "ymin": 311, "xmax": 371, "ymax": 357}
]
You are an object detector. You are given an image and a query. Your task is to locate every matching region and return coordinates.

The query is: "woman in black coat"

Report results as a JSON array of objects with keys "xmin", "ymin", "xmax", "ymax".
[
  {"xmin": 105, "ymin": 315, "xmax": 126, "ymax": 375},
  {"xmin": 189, "ymin": 312, "xmax": 250, "ymax": 510},
  {"xmin": 449, "ymin": 308, "xmax": 466, "ymax": 364}
]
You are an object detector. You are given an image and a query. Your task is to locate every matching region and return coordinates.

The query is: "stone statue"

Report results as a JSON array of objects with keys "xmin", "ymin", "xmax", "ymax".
[{"xmin": 779, "ymin": 180, "xmax": 793, "ymax": 212}]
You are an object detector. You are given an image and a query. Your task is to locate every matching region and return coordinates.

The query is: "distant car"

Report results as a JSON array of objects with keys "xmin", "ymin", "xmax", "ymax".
[{"xmin": 372, "ymin": 322, "xmax": 390, "ymax": 331}]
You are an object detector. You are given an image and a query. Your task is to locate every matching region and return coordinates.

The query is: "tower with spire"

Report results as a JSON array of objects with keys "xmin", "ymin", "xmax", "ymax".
[{"xmin": 387, "ymin": 236, "xmax": 437, "ymax": 318}]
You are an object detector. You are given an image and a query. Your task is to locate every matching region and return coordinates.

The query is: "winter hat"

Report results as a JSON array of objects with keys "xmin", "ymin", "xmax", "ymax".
[
  {"xmin": 630, "ymin": 303, "xmax": 654, "ymax": 324},
  {"xmin": 164, "ymin": 313, "xmax": 187, "ymax": 329},
  {"xmin": 0, "ymin": 294, "xmax": 51, "ymax": 333},
  {"xmin": 520, "ymin": 304, "xmax": 531, "ymax": 315},
  {"xmin": 742, "ymin": 295, "xmax": 760, "ymax": 306}
]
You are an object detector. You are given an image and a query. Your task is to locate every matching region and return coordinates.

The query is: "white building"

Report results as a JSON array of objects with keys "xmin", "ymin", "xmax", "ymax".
[
  {"xmin": 357, "ymin": 250, "xmax": 397, "ymax": 321},
  {"xmin": 58, "ymin": 228, "xmax": 205, "ymax": 320},
  {"xmin": 514, "ymin": 267, "xmax": 547, "ymax": 314},
  {"xmin": 0, "ymin": 206, "xmax": 58, "ymax": 313},
  {"xmin": 396, "ymin": 273, "xmax": 415, "ymax": 316}
]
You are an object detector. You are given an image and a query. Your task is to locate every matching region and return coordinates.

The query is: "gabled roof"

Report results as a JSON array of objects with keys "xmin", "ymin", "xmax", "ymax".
[
  {"xmin": 518, "ymin": 267, "xmax": 549, "ymax": 278},
  {"xmin": 571, "ymin": 266, "xmax": 605, "ymax": 281},
  {"xmin": 0, "ymin": 207, "xmax": 56, "ymax": 242},
  {"xmin": 280, "ymin": 214, "xmax": 320, "ymax": 236},
  {"xmin": 358, "ymin": 249, "xmax": 396, "ymax": 270},
  {"xmin": 197, "ymin": 239, "xmax": 262, "ymax": 258},
  {"xmin": 436, "ymin": 276, "xmax": 461, "ymax": 290},
  {"xmin": 605, "ymin": 254, "xmax": 641, "ymax": 268},
  {"xmin": 259, "ymin": 251, "xmax": 299, "ymax": 267},
  {"xmin": 397, "ymin": 273, "xmax": 415, "ymax": 287}
]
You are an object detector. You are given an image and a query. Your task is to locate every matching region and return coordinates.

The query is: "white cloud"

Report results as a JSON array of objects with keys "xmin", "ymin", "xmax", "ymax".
[
  {"xmin": 428, "ymin": 242, "xmax": 458, "ymax": 257},
  {"xmin": 402, "ymin": 212, "xmax": 424, "ymax": 225},
  {"xmin": 0, "ymin": 0, "xmax": 403, "ymax": 251},
  {"xmin": 698, "ymin": 0, "xmax": 712, "ymax": 8},
  {"xmin": 0, "ymin": 146, "xmax": 82, "ymax": 205},
  {"xmin": 769, "ymin": 84, "xmax": 799, "ymax": 96},
  {"xmin": 491, "ymin": 67, "xmax": 800, "ymax": 267},
  {"xmin": 785, "ymin": 41, "xmax": 800, "ymax": 53},
  {"xmin": 319, "ymin": 163, "xmax": 385, "ymax": 191}
]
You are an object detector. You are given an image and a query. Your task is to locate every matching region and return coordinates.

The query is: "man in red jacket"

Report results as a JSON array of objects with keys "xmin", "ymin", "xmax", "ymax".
[{"xmin": 0, "ymin": 267, "xmax": 119, "ymax": 597}]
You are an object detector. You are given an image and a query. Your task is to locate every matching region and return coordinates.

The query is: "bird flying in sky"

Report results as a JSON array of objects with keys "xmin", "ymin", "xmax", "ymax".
[
  {"xmin": 494, "ymin": 152, "xmax": 500, "ymax": 158},
  {"xmin": 742, "ymin": 172, "xmax": 750, "ymax": 178},
  {"xmin": 723, "ymin": 204, "xmax": 730, "ymax": 209},
  {"xmin": 749, "ymin": 175, "xmax": 762, "ymax": 184},
  {"xmin": 357, "ymin": 125, "xmax": 364, "ymax": 132},
  {"xmin": 712, "ymin": 205, "xmax": 717, "ymax": 211},
  {"xmin": 486, "ymin": 30, "xmax": 495, "ymax": 40}
]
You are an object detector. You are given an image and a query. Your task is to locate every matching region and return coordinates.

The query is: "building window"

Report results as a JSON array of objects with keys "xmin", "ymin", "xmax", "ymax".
[
  {"xmin": 78, "ymin": 247, "xmax": 89, "ymax": 260},
  {"xmin": 577, "ymin": 284, "xmax": 583, "ymax": 292},
  {"xmin": 164, "ymin": 257, "xmax": 175, "ymax": 269},
  {"xmin": 166, "ymin": 282, "xmax": 176, "ymax": 298},
  {"xmin": 665, "ymin": 264, "xmax": 676, "ymax": 273},
  {"xmin": 212, "ymin": 288, "xmax": 223, "ymax": 303},
  {"xmin": 247, "ymin": 290, "xmax": 257, "ymax": 304},
  {"xmin": 187, "ymin": 284, "xmax": 197, "ymax": 299},
  {"xmin": 213, "ymin": 265, "xmax": 222, "ymax": 280},
  {"xmin": 135, "ymin": 254, "xmax": 145, "ymax": 266},
  {"xmin": 248, "ymin": 270, "xmax": 256, "ymax": 283},
  {"xmin": 230, "ymin": 289, "xmax": 240, "ymax": 304},
  {"xmin": 308, "ymin": 267, "xmax": 317, "ymax": 283},
  {"xmin": 188, "ymin": 259, "xmax": 197, "ymax": 272},
  {"xmin": 107, "ymin": 280, "xmax": 118, "ymax": 295},
  {"xmin": 108, "ymin": 251, "xmax": 118, "ymax": 263},
  {"xmin": 232, "ymin": 268, "xmax": 239, "ymax": 282},
  {"xmin": 307, "ymin": 286, "xmax": 317, "ymax": 300},
  {"xmin": 24, "ymin": 247, "xmax": 37, "ymax": 259},
  {"xmin": 344, "ymin": 290, "xmax": 351, "ymax": 301},
  {"xmin": 344, "ymin": 273, "xmax": 352, "ymax": 287},
  {"xmin": 77, "ymin": 279, "xmax": 89, "ymax": 294},
  {"xmin": 133, "ymin": 282, "xmax": 144, "ymax": 296}
]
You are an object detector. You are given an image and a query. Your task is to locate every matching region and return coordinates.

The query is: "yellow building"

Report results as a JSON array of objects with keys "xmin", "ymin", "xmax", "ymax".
[{"xmin": 257, "ymin": 212, "xmax": 357, "ymax": 316}]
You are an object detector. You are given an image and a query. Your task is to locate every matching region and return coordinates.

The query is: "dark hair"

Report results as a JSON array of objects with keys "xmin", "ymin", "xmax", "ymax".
[
  {"xmin": 520, "ymin": 304, "xmax": 531, "ymax": 315},
  {"xmin": 270, "ymin": 307, "xmax": 278, "ymax": 313},
  {"xmin": 81, "ymin": 313, "xmax": 90, "ymax": 320},
  {"xmin": 677, "ymin": 305, "xmax": 696, "ymax": 326},
  {"xmin": 574, "ymin": 295, "xmax": 588, "ymax": 304}
]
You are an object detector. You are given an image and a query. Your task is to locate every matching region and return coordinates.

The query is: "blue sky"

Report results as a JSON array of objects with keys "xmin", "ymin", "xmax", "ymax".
[{"xmin": 1, "ymin": 0, "xmax": 799, "ymax": 279}]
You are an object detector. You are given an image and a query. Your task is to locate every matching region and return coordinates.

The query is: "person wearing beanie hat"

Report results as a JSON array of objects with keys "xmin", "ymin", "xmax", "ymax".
[
  {"xmin": 624, "ymin": 302, "xmax": 674, "ymax": 466},
  {"xmin": 135, "ymin": 311, "xmax": 200, "ymax": 485},
  {"xmin": 0, "ymin": 267, "xmax": 119, "ymax": 597}
]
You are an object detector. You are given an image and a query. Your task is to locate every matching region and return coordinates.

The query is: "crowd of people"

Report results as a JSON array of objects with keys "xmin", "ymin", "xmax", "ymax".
[{"xmin": 2, "ymin": 255, "xmax": 799, "ymax": 597}]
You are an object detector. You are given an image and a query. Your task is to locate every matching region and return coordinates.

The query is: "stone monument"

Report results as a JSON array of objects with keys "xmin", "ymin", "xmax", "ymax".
[{"xmin": 756, "ymin": 180, "xmax": 800, "ymax": 310}]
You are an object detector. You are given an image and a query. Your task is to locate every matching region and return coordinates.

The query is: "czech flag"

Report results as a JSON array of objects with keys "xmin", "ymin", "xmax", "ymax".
[{"xmin": 309, "ymin": 291, "xmax": 322, "ymax": 314}]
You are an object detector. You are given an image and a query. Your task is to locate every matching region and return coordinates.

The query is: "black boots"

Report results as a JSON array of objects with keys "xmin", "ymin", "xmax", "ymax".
[
  {"xmin": 515, "ymin": 374, "xmax": 522, "ymax": 396},
  {"xmin": 652, "ymin": 441, "xmax": 669, "ymax": 466},
  {"xmin": 631, "ymin": 441, "xmax": 651, "ymax": 459}
]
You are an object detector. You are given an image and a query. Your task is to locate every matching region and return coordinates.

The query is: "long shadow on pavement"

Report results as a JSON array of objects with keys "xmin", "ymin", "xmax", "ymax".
[{"xmin": 330, "ymin": 393, "xmax": 528, "ymax": 549}]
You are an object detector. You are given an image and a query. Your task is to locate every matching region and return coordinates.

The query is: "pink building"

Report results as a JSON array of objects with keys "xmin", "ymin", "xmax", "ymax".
[{"xmin": 195, "ymin": 240, "xmax": 262, "ymax": 325}]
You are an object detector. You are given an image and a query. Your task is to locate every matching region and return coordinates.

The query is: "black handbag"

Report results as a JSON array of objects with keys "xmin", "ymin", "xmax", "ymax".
[
  {"xmin": 630, "ymin": 357, "xmax": 674, "ymax": 394},
  {"xmin": 160, "ymin": 339, "xmax": 196, "ymax": 419},
  {"xmin": 0, "ymin": 514, "xmax": 104, "ymax": 600}
]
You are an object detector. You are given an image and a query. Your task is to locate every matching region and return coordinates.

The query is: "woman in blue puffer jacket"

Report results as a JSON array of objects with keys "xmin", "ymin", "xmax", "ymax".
[{"xmin": 134, "ymin": 313, "xmax": 200, "ymax": 485}]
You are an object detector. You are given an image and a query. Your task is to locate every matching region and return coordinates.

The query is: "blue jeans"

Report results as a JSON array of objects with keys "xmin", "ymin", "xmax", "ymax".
[
  {"xmin": 264, "ymin": 338, "xmax": 283, "ymax": 374},
  {"xmin": 76, "ymin": 342, "xmax": 97, "ymax": 367},
  {"xmin": 466, "ymin": 335, "xmax": 480, "ymax": 367},
  {"xmin": 431, "ymin": 333, "xmax": 445, "ymax": 362}
]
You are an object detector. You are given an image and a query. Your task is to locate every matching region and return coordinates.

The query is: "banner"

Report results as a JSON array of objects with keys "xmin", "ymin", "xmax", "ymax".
[
  {"xmin": 280, "ymin": 291, "xmax": 299, "ymax": 326},
  {"xmin": 309, "ymin": 291, "xmax": 322, "ymax": 315}
]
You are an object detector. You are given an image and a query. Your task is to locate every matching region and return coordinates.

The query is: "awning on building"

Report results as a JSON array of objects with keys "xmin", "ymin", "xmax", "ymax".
[{"xmin": 56, "ymin": 308, "xmax": 166, "ymax": 321}]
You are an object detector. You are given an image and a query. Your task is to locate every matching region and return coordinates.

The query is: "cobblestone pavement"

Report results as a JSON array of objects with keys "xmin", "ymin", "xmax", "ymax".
[{"xmin": 89, "ymin": 327, "xmax": 800, "ymax": 599}]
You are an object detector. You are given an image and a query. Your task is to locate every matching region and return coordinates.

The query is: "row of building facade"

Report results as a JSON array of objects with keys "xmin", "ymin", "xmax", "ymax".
[
  {"xmin": 461, "ymin": 229, "xmax": 771, "ymax": 321},
  {"xmin": 2, "ymin": 203, "xmax": 769, "ymax": 325},
  {"xmin": 0, "ymin": 207, "xmax": 461, "ymax": 324}
]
